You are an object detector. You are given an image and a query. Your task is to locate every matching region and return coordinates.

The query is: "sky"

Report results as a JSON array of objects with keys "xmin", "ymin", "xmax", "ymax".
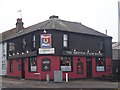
[{"xmin": 0, "ymin": 0, "xmax": 118, "ymax": 42}]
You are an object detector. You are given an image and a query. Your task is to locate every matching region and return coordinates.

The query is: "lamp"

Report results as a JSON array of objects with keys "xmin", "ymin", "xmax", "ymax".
[
  {"xmin": 13, "ymin": 53, "xmax": 15, "ymax": 55},
  {"xmin": 26, "ymin": 50, "xmax": 29, "ymax": 53},
  {"xmin": 98, "ymin": 50, "xmax": 101, "ymax": 53},
  {"xmin": 43, "ymin": 29, "xmax": 47, "ymax": 33},
  {"xmin": 17, "ymin": 52, "xmax": 19, "ymax": 54},
  {"xmin": 87, "ymin": 50, "xmax": 89, "ymax": 53}
]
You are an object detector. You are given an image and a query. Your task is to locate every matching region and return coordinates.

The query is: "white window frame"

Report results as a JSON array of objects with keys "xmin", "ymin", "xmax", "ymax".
[
  {"xmin": 33, "ymin": 35, "xmax": 36, "ymax": 48},
  {"xmin": 63, "ymin": 34, "xmax": 68, "ymax": 47}
]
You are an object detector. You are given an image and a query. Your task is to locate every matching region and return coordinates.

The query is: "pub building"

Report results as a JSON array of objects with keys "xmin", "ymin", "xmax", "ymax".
[{"xmin": 6, "ymin": 15, "xmax": 112, "ymax": 80}]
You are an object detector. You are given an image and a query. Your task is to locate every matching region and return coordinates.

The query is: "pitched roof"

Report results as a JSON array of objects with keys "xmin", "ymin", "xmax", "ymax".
[
  {"xmin": 24, "ymin": 17, "xmax": 109, "ymax": 37},
  {"xmin": 2, "ymin": 15, "xmax": 111, "ymax": 41},
  {"xmin": 112, "ymin": 42, "xmax": 120, "ymax": 49},
  {"xmin": 0, "ymin": 33, "xmax": 2, "ymax": 42},
  {"xmin": 2, "ymin": 28, "xmax": 16, "ymax": 41}
]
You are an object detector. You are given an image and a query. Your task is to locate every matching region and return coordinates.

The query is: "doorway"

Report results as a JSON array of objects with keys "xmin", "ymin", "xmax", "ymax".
[
  {"xmin": 21, "ymin": 58, "xmax": 25, "ymax": 79},
  {"xmin": 86, "ymin": 57, "xmax": 92, "ymax": 78}
]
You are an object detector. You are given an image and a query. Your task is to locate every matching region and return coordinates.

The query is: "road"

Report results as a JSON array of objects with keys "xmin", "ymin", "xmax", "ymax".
[{"xmin": 1, "ymin": 77, "xmax": 119, "ymax": 89}]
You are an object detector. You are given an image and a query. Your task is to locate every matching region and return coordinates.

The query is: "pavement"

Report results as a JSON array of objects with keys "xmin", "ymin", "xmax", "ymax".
[{"xmin": 1, "ymin": 77, "xmax": 120, "ymax": 89}]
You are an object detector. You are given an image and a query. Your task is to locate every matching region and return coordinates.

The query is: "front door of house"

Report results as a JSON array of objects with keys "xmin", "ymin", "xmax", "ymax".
[
  {"xmin": 86, "ymin": 57, "xmax": 92, "ymax": 78},
  {"xmin": 21, "ymin": 58, "xmax": 25, "ymax": 79}
]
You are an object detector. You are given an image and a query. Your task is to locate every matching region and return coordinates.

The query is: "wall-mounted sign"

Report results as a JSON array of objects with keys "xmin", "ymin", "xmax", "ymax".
[
  {"xmin": 61, "ymin": 66, "xmax": 71, "ymax": 71},
  {"xmin": 42, "ymin": 58, "xmax": 51, "ymax": 71},
  {"xmin": 62, "ymin": 50, "xmax": 103, "ymax": 57},
  {"xmin": 39, "ymin": 48, "xmax": 55, "ymax": 54},
  {"xmin": 40, "ymin": 34, "xmax": 51, "ymax": 48}
]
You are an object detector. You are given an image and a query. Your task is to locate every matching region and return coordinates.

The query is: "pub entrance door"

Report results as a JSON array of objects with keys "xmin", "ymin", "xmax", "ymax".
[
  {"xmin": 86, "ymin": 57, "xmax": 92, "ymax": 78},
  {"xmin": 21, "ymin": 58, "xmax": 25, "ymax": 79}
]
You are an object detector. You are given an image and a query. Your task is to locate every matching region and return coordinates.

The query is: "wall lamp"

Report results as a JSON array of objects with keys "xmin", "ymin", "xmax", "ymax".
[
  {"xmin": 87, "ymin": 50, "xmax": 90, "ymax": 53},
  {"xmin": 26, "ymin": 50, "xmax": 29, "ymax": 53},
  {"xmin": 43, "ymin": 29, "xmax": 47, "ymax": 33}
]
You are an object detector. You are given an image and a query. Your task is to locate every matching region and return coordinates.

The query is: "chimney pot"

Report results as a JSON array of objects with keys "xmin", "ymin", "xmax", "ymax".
[{"xmin": 49, "ymin": 15, "xmax": 59, "ymax": 19}]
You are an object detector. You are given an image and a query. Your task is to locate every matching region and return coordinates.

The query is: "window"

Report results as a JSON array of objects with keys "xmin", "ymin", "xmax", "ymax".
[
  {"xmin": 2, "ymin": 61, "xmax": 6, "ymax": 70},
  {"xmin": 100, "ymin": 41, "xmax": 104, "ymax": 52},
  {"xmin": 29, "ymin": 57, "xmax": 37, "ymax": 72},
  {"xmin": 9, "ymin": 43, "xmax": 15, "ymax": 52},
  {"xmin": 32, "ymin": 35, "xmax": 36, "ymax": 48},
  {"xmin": 63, "ymin": 34, "xmax": 68, "ymax": 47},
  {"xmin": 22, "ymin": 38, "xmax": 26, "ymax": 50},
  {"xmin": 60, "ymin": 57, "xmax": 72, "ymax": 71},
  {"xmin": 96, "ymin": 58, "xmax": 106, "ymax": 72},
  {"xmin": 2, "ymin": 43, "xmax": 5, "ymax": 54},
  {"xmin": 42, "ymin": 58, "xmax": 51, "ymax": 71},
  {"xmin": 10, "ymin": 60, "xmax": 13, "ymax": 72}
]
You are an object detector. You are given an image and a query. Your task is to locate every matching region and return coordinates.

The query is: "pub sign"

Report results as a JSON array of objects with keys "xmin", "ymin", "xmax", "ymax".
[{"xmin": 41, "ymin": 34, "xmax": 51, "ymax": 48}]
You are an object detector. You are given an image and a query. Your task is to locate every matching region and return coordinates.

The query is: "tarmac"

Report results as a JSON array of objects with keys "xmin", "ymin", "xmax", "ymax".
[{"xmin": 1, "ymin": 77, "xmax": 119, "ymax": 89}]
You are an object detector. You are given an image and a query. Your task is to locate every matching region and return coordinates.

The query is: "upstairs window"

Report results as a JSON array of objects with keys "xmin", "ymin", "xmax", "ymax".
[
  {"xmin": 63, "ymin": 34, "xmax": 68, "ymax": 47},
  {"xmin": 100, "ymin": 41, "xmax": 104, "ymax": 52},
  {"xmin": 2, "ymin": 43, "xmax": 5, "ymax": 54},
  {"xmin": 22, "ymin": 38, "xmax": 26, "ymax": 50},
  {"xmin": 32, "ymin": 35, "xmax": 36, "ymax": 48},
  {"xmin": 9, "ymin": 43, "xmax": 15, "ymax": 55}
]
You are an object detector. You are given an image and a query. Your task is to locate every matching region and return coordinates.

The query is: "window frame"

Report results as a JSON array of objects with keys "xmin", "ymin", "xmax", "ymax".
[
  {"xmin": 32, "ymin": 34, "xmax": 36, "ymax": 48},
  {"xmin": 22, "ymin": 38, "xmax": 26, "ymax": 51},
  {"xmin": 96, "ymin": 57, "xmax": 106, "ymax": 72},
  {"xmin": 2, "ymin": 43, "xmax": 5, "ymax": 54},
  {"xmin": 2, "ymin": 61, "xmax": 6, "ymax": 70},
  {"xmin": 60, "ymin": 56, "xmax": 73, "ymax": 72},
  {"xmin": 9, "ymin": 43, "xmax": 15, "ymax": 52},
  {"xmin": 63, "ymin": 34, "xmax": 68, "ymax": 47},
  {"xmin": 28, "ymin": 57, "xmax": 37, "ymax": 72}
]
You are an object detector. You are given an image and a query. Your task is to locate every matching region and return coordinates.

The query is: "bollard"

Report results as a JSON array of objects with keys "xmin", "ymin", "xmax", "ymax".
[
  {"xmin": 46, "ymin": 74, "xmax": 50, "ymax": 82},
  {"xmin": 66, "ymin": 73, "xmax": 68, "ymax": 82}
]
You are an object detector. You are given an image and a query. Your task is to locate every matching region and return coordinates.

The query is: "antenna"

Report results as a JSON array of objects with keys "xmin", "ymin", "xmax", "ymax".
[
  {"xmin": 17, "ymin": 10, "xmax": 22, "ymax": 18},
  {"xmin": 105, "ymin": 30, "xmax": 107, "ymax": 35}
]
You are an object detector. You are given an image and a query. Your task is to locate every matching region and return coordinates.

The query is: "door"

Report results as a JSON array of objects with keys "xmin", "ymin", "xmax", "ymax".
[
  {"xmin": 86, "ymin": 57, "xmax": 92, "ymax": 78},
  {"xmin": 21, "ymin": 58, "xmax": 25, "ymax": 79}
]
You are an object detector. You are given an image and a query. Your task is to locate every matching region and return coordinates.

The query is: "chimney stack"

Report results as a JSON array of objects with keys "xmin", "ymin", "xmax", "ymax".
[{"xmin": 16, "ymin": 18, "xmax": 24, "ymax": 32}]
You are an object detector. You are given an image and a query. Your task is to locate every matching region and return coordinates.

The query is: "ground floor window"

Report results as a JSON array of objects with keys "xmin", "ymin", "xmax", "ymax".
[
  {"xmin": 60, "ymin": 56, "xmax": 72, "ymax": 71},
  {"xmin": 96, "ymin": 57, "xmax": 106, "ymax": 72},
  {"xmin": 2, "ymin": 61, "xmax": 6, "ymax": 70},
  {"xmin": 28, "ymin": 57, "xmax": 37, "ymax": 72}
]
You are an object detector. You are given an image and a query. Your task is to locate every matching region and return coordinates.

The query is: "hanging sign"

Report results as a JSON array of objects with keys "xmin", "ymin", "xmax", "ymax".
[{"xmin": 41, "ymin": 34, "xmax": 51, "ymax": 48}]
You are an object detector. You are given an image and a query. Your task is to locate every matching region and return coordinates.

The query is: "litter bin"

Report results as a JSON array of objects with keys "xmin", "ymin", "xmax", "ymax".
[{"xmin": 54, "ymin": 70, "xmax": 63, "ymax": 82}]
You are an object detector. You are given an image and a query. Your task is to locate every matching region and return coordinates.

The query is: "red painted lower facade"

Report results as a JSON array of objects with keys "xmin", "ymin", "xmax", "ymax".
[{"xmin": 7, "ymin": 56, "xmax": 112, "ymax": 80}]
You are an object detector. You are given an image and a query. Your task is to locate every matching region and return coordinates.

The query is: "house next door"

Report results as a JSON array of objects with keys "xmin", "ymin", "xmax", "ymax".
[
  {"xmin": 86, "ymin": 57, "xmax": 92, "ymax": 78},
  {"xmin": 21, "ymin": 58, "xmax": 25, "ymax": 79}
]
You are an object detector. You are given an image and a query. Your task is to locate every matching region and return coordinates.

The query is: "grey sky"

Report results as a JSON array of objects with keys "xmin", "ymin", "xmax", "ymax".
[{"xmin": 0, "ymin": 0, "xmax": 118, "ymax": 42}]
